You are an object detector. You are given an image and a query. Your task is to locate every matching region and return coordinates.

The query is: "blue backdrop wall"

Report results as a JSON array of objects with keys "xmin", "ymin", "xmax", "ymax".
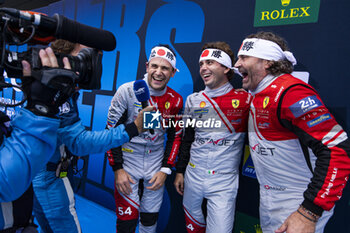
[{"xmin": 28, "ymin": 0, "xmax": 350, "ymax": 232}]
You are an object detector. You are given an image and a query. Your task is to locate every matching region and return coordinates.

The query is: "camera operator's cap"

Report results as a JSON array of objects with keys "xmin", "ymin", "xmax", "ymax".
[{"xmin": 148, "ymin": 46, "xmax": 179, "ymax": 72}]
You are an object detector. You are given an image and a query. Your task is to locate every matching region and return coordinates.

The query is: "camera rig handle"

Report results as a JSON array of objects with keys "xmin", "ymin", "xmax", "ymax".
[{"xmin": 30, "ymin": 67, "xmax": 79, "ymax": 97}]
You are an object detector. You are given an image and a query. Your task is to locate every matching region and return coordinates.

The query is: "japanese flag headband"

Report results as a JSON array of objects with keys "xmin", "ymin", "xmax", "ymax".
[
  {"xmin": 199, "ymin": 49, "xmax": 233, "ymax": 69},
  {"xmin": 148, "ymin": 46, "xmax": 178, "ymax": 71},
  {"xmin": 237, "ymin": 38, "xmax": 297, "ymax": 66}
]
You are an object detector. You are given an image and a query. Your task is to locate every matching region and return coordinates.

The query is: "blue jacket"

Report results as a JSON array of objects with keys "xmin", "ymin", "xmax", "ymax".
[
  {"xmin": 48, "ymin": 119, "xmax": 134, "ymax": 163},
  {"xmin": 31, "ymin": 95, "xmax": 139, "ymax": 233},
  {"xmin": 0, "ymin": 109, "xmax": 59, "ymax": 202},
  {"xmin": 48, "ymin": 93, "xmax": 138, "ymax": 163}
]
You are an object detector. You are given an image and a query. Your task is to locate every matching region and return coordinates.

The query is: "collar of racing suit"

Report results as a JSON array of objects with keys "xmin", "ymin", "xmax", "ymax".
[
  {"xmin": 203, "ymin": 81, "xmax": 233, "ymax": 98},
  {"xmin": 250, "ymin": 74, "xmax": 279, "ymax": 96},
  {"xmin": 143, "ymin": 74, "xmax": 168, "ymax": 96}
]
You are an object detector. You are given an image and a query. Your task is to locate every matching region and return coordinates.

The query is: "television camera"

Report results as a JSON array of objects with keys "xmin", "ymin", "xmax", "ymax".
[{"xmin": 0, "ymin": 7, "xmax": 116, "ymax": 107}]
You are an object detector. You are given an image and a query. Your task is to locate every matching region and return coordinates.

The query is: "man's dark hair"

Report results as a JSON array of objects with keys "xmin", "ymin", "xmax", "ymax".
[
  {"xmin": 247, "ymin": 31, "xmax": 293, "ymax": 75},
  {"xmin": 50, "ymin": 39, "xmax": 76, "ymax": 54},
  {"xmin": 201, "ymin": 41, "xmax": 235, "ymax": 79}
]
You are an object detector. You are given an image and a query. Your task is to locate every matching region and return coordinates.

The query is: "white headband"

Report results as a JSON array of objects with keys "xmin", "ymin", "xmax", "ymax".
[
  {"xmin": 199, "ymin": 49, "xmax": 233, "ymax": 69},
  {"xmin": 237, "ymin": 38, "xmax": 297, "ymax": 66},
  {"xmin": 148, "ymin": 46, "xmax": 178, "ymax": 71}
]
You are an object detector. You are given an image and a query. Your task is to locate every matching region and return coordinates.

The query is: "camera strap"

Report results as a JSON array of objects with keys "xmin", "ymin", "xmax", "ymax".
[{"xmin": 55, "ymin": 144, "xmax": 72, "ymax": 178}]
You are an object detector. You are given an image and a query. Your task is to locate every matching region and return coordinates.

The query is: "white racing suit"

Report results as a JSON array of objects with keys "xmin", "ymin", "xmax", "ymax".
[
  {"xmin": 249, "ymin": 74, "xmax": 350, "ymax": 232},
  {"xmin": 176, "ymin": 83, "xmax": 251, "ymax": 233},
  {"xmin": 106, "ymin": 77, "xmax": 183, "ymax": 233}
]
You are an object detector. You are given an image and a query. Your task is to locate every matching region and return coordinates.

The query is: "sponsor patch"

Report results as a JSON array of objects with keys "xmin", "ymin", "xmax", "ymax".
[
  {"xmin": 231, "ymin": 118, "xmax": 242, "ymax": 125},
  {"xmin": 195, "ymin": 137, "xmax": 234, "ymax": 146},
  {"xmin": 264, "ymin": 185, "xmax": 286, "ymax": 191},
  {"xmin": 200, "ymin": 101, "xmax": 206, "ymax": 108},
  {"xmin": 107, "ymin": 118, "xmax": 116, "ymax": 126},
  {"xmin": 258, "ymin": 122, "xmax": 270, "ymax": 129},
  {"xmin": 133, "ymin": 102, "xmax": 142, "ymax": 108},
  {"xmin": 307, "ymin": 113, "xmax": 331, "ymax": 127},
  {"xmin": 289, "ymin": 95, "xmax": 322, "ymax": 117},
  {"xmin": 194, "ymin": 108, "xmax": 209, "ymax": 115},
  {"xmin": 263, "ymin": 96, "xmax": 269, "ymax": 108},
  {"xmin": 122, "ymin": 147, "xmax": 134, "ymax": 153},
  {"xmin": 232, "ymin": 99, "xmax": 240, "ymax": 108},
  {"xmin": 250, "ymin": 143, "xmax": 275, "ymax": 156}
]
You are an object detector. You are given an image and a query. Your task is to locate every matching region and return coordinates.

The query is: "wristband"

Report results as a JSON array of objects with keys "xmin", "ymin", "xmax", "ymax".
[
  {"xmin": 297, "ymin": 209, "xmax": 317, "ymax": 223},
  {"xmin": 298, "ymin": 205, "xmax": 320, "ymax": 222}
]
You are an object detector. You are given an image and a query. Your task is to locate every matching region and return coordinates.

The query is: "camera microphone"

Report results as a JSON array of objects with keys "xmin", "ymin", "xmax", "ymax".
[
  {"xmin": 53, "ymin": 14, "xmax": 116, "ymax": 51},
  {"xmin": 0, "ymin": 8, "xmax": 116, "ymax": 51},
  {"xmin": 133, "ymin": 80, "xmax": 154, "ymax": 134}
]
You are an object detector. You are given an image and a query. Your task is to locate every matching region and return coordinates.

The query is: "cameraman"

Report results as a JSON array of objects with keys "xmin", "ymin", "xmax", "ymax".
[
  {"xmin": 0, "ymin": 47, "xmax": 72, "ymax": 232},
  {"xmin": 0, "ymin": 44, "xmax": 149, "ymax": 233},
  {"xmin": 31, "ymin": 40, "xmax": 152, "ymax": 233}
]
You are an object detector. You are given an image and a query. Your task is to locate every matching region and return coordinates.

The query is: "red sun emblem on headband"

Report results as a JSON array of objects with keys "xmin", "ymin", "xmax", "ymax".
[
  {"xmin": 201, "ymin": 50, "xmax": 210, "ymax": 57},
  {"xmin": 239, "ymin": 42, "xmax": 244, "ymax": 51},
  {"xmin": 157, "ymin": 49, "xmax": 166, "ymax": 56}
]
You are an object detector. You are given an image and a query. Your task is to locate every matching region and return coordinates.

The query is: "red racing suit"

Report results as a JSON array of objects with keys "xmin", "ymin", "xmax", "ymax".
[
  {"xmin": 249, "ymin": 74, "xmax": 350, "ymax": 232},
  {"xmin": 106, "ymin": 77, "xmax": 183, "ymax": 233}
]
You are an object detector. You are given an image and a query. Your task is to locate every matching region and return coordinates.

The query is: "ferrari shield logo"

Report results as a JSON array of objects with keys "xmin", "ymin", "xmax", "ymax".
[
  {"xmin": 263, "ymin": 97, "xmax": 269, "ymax": 108},
  {"xmin": 165, "ymin": 101, "xmax": 170, "ymax": 109},
  {"xmin": 232, "ymin": 99, "xmax": 240, "ymax": 109}
]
